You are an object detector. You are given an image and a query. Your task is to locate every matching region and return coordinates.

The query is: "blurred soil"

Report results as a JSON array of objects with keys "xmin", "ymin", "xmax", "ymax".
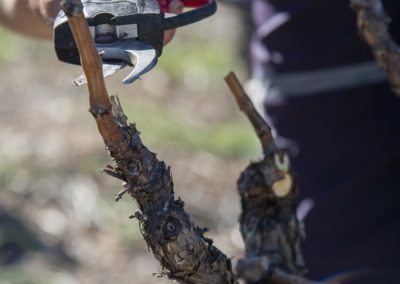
[{"xmin": 0, "ymin": 3, "xmax": 261, "ymax": 284}]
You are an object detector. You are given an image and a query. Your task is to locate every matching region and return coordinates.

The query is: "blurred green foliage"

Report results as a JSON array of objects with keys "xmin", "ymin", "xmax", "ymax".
[
  {"xmin": 0, "ymin": 28, "xmax": 26, "ymax": 63},
  {"xmin": 160, "ymin": 41, "xmax": 238, "ymax": 85},
  {"xmin": 0, "ymin": 266, "xmax": 50, "ymax": 284},
  {"xmin": 124, "ymin": 99, "xmax": 259, "ymax": 159}
]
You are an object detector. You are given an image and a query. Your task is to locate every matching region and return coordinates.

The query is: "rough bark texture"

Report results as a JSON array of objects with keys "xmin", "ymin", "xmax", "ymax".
[
  {"xmin": 61, "ymin": 1, "xmax": 237, "ymax": 283},
  {"xmin": 225, "ymin": 73, "xmax": 314, "ymax": 284},
  {"xmin": 59, "ymin": 0, "xmax": 321, "ymax": 282},
  {"xmin": 108, "ymin": 97, "xmax": 236, "ymax": 284},
  {"xmin": 351, "ymin": 0, "xmax": 400, "ymax": 95}
]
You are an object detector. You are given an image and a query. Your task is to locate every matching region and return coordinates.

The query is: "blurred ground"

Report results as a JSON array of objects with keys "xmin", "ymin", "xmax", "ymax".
[{"xmin": 0, "ymin": 3, "xmax": 261, "ymax": 283}]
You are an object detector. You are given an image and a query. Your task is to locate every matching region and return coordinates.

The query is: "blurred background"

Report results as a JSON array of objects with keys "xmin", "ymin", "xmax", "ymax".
[{"xmin": 0, "ymin": 2, "xmax": 262, "ymax": 283}]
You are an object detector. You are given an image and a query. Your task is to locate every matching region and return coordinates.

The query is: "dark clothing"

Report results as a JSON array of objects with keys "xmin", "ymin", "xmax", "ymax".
[
  {"xmin": 266, "ymin": 83, "xmax": 400, "ymax": 283},
  {"xmin": 250, "ymin": 0, "xmax": 400, "ymax": 282},
  {"xmin": 251, "ymin": 0, "xmax": 400, "ymax": 75}
]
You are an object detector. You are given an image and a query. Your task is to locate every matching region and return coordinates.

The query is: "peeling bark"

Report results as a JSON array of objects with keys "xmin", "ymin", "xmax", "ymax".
[
  {"xmin": 61, "ymin": 1, "xmax": 237, "ymax": 283},
  {"xmin": 225, "ymin": 73, "xmax": 314, "ymax": 284},
  {"xmin": 351, "ymin": 0, "xmax": 400, "ymax": 95},
  {"xmin": 108, "ymin": 97, "xmax": 236, "ymax": 284},
  {"xmin": 59, "ymin": 0, "xmax": 322, "ymax": 282}
]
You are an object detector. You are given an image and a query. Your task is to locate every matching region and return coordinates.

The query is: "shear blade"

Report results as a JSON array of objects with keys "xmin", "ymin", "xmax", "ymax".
[
  {"xmin": 121, "ymin": 45, "xmax": 157, "ymax": 84},
  {"xmin": 99, "ymin": 41, "xmax": 158, "ymax": 84},
  {"xmin": 73, "ymin": 62, "xmax": 126, "ymax": 86},
  {"xmin": 73, "ymin": 41, "xmax": 157, "ymax": 85}
]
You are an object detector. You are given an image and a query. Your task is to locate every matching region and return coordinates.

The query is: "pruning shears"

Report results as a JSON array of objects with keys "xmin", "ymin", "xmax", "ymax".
[{"xmin": 53, "ymin": 0, "xmax": 216, "ymax": 85}]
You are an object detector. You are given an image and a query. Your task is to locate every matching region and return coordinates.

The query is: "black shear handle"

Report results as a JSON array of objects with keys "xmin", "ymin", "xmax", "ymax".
[{"xmin": 162, "ymin": 0, "xmax": 217, "ymax": 30}]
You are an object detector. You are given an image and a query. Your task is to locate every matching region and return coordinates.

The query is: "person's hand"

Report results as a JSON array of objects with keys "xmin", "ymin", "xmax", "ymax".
[
  {"xmin": 0, "ymin": 0, "xmax": 60, "ymax": 39},
  {"xmin": 161, "ymin": 0, "xmax": 184, "ymax": 45},
  {"xmin": 29, "ymin": 0, "xmax": 61, "ymax": 25}
]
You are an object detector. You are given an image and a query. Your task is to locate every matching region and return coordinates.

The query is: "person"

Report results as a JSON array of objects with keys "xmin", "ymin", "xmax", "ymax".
[{"xmin": 247, "ymin": 0, "xmax": 400, "ymax": 283}]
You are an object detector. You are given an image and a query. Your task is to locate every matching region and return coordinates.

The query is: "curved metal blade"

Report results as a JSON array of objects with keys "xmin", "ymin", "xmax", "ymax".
[
  {"xmin": 73, "ymin": 61, "xmax": 127, "ymax": 86},
  {"xmin": 121, "ymin": 44, "xmax": 157, "ymax": 84},
  {"xmin": 73, "ymin": 40, "xmax": 157, "ymax": 86},
  {"xmin": 98, "ymin": 40, "xmax": 157, "ymax": 84}
]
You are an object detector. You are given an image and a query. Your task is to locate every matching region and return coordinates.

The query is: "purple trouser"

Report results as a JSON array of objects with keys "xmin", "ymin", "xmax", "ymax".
[{"xmin": 250, "ymin": 0, "xmax": 400, "ymax": 282}]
